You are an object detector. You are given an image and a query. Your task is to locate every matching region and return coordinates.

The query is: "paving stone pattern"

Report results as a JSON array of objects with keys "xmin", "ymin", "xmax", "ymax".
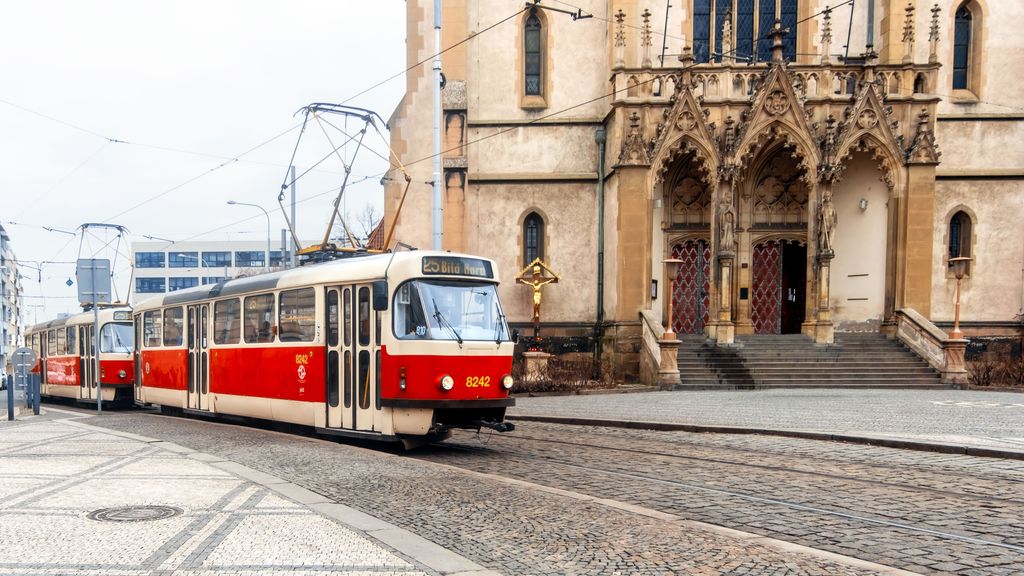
[
  {"xmin": 89, "ymin": 412, "xmax": 905, "ymax": 576},
  {"xmin": 510, "ymin": 390, "xmax": 1024, "ymax": 452},
  {"xmin": 418, "ymin": 422, "xmax": 1024, "ymax": 576},
  {"xmin": 0, "ymin": 418, "xmax": 430, "ymax": 576}
]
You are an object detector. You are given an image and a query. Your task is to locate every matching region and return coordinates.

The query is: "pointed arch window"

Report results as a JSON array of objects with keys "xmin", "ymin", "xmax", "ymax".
[
  {"xmin": 948, "ymin": 210, "xmax": 972, "ymax": 275},
  {"xmin": 524, "ymin": 11, "xmax": 543, "ymax": 96},
  {"xmin": 953, "ymin": 5, "xmax": 972, "ymax": 90},
  {"xmin": 523, "ymin": 212, "xmax": 544, "ymax": 265},
  {"xmin": 693, "ymin": 0, "xmax": 799, "ymax": 64}
]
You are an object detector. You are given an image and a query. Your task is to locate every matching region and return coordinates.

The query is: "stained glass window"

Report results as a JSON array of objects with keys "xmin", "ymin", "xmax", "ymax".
[
  {"xmin": 525, "ymin": 12, "xmax": 542, "ymax": 96},
  {"xmin": 953, "ymin": 6, "xmax": 971, "ymax": 90},
  {"xmin": 694, "ymin": 0, "xmax": 711, "ymax": 63}
]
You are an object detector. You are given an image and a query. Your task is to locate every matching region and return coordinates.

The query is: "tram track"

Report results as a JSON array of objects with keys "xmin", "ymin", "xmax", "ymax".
[
  {"xmin": 437, "ymin": 439, "xmax": 1024, "ymax": 556},
  {"xmin": 467, "ymin": 427, "xmax": 1024, "ymax": 505}
]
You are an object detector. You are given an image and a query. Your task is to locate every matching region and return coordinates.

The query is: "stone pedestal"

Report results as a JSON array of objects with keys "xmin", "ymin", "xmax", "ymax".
[
  {"xmin": 522, "ymin": 351, "xmax": 552, "ymax": 384},
  {"xmin": 714, "ymin": 255, "xmax": 736, "ymax": 345},
  {"xmin": 814, "ymin": 251, "xmax": 835, "ymax": 344},
  {"xmin": 941, "ymin": 338, "xmax": 969, "ymax": 387},
  {"xmin": 656, "ymin": 338, "xmax": 682, "ymax": 390}
]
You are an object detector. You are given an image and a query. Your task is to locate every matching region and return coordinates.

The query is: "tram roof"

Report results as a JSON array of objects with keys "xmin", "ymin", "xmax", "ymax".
[
  {"xmin": 132, "ymin": 250, "xmax": 499, "ymax": 312},
  {"xmin": 27, "ymin": 306, "xmax": 134, "ymax": 335}
]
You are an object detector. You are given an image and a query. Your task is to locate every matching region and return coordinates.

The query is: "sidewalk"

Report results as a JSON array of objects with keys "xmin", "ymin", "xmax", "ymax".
[
  {"xmin": 509, "ymin": 388, "xmax": 1024, "ymax": 459},
  {"xmin": 0, "ymin": 410, "xmax": 496, "ymax": 576}
]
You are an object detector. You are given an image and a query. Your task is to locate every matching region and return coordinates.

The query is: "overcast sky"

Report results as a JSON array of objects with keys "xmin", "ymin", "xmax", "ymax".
[{"xmin": 0, "ymin": 0, "xmax": 407, "ymax": 326}]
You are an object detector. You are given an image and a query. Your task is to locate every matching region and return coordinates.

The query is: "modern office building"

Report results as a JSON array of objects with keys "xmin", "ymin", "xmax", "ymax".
[
  {"xmin": 130, "ymin": 240, "xmax": 292, "ymax": 302},
  {"xmin": 1, "ymin": 224, "xmax": 24, "ymax": 373}
]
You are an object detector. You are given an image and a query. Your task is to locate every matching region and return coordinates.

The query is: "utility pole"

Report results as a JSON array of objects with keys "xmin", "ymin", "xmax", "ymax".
[
  {"xmin": 289, "ymin": 165, "xmax": 297, "ymax": 267},
  {"xmin": 432, "ymin": 0, "xmax": 443, "ymax": 250},
  {"xmin": 659, "ymin": 1, "xmax": 672, "ymax": 66}
]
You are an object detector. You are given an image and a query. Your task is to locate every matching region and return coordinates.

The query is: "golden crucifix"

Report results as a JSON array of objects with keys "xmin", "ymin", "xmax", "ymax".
[{"xmin": 516, "ymin": 258, "xmax": 560, "ymax": 337}]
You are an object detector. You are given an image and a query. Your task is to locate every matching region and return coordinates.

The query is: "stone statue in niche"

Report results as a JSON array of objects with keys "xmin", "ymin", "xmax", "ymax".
[
  {"xmin": 817, "ymin": 189, "xmax": 837, "ymax": 254},
  {"xmin": 718, "ymin": 195, "xmax": 736, "ymax": 254}
]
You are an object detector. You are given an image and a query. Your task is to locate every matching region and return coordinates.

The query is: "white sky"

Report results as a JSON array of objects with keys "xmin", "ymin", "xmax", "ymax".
[{"xmin": 0, "ymin": 0, "xmax": 407, "ymax": 326}]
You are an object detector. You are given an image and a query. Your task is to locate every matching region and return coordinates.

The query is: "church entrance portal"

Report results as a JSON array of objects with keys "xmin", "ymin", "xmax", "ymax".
[{"xmin": 751, "ymin": 240, "xmax": 806, "ymax": 334}]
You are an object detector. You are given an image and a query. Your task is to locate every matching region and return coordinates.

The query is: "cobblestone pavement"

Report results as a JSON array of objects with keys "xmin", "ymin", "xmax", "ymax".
[
  {"xmin": 75, "ymin": 409, "xmax": 1018, "ymax": 576},
  {"xmin": 510, "ymin": 389, "xmax": 1024, "ymax": 453},
  {"xmin": 417, "ymin": 423, "xmax": 1024, "ymax": 575},
  {"xmin": 0, "ymin": 414, "xmax": 438, "ymax": 576}
]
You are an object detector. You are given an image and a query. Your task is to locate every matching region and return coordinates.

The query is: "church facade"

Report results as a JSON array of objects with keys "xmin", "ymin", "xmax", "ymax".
[{"xmin": 385, "ymin": 0, "xmax": 1023, "ymax": 380}]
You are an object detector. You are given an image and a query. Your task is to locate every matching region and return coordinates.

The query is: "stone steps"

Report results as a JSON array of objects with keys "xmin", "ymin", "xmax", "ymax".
[{"xmin": 673, "ymin": 332, "xmax": 946, "ymax": 390}]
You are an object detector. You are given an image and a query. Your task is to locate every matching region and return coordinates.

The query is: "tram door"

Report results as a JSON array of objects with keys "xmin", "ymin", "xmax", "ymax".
[
  {"xmin": 325, "ymin": 288, "xmax": 343, "ymax": 428},
  {"xmin": 133, "ymin": 317, "xmax": 143, "ymax": 402},
  {"xmin": 80, "ymin": 326, "xmax": 96, "ymax": 400},
  {"xmin": 326, "ymin": 285, "xmax": 376, "ymax": 431},
  {"xmin": 187, "ymin": 305, "xmax": 210, "ymax": 410}
]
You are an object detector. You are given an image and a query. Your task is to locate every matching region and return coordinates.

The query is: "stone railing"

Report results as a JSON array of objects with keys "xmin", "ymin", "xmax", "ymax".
[
  {"xmin": 610, "ymin": 61, "xmax": 940, "ymax": 106},
  {"xmin": 640, "ymin": 309, "xmax": 681, "ymax": 390},
  {"xmin": 893, "ymin": 308, "xmax": 968, "ymax": 386}
]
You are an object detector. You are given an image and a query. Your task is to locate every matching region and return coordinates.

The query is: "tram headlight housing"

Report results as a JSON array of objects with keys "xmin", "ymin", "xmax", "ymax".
[
  {"xmin": 501, "ymin": 374, "xmax": 514, "ymax": 390},
  {"xmin": 440, "ymin": 375, "xmax": 454, "ymax": 391},
  {"xmin": 118, "ymin": 369, "xmax": 127, "ymax": 378}
]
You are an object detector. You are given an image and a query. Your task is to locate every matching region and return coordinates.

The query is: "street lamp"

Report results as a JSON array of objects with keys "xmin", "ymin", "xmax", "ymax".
[
  {"xmin": 175, "ymin": 253, "xmax": 210, "ymax": 286},
  {"xmin": 948, "ymin": 256, "xmax": 972, "ymax": 340},
  {"xmin": 227, "ymin": 201, "xmax": 271, "ymax": 270},
  {"xmin": 662, "ymin": 258, "xmax": 684, "ymax": 339}
]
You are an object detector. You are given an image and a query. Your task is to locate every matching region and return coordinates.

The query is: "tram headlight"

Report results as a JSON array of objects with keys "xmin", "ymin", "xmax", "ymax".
[
  {"xmin": 440, "ymin": 375, "xmax": 454, "ymax": 391},
  {"xmin": 119, "ymin": 370, "xmax": 127, "ymax": 378},
  {"xmin": 501, "ymin": 374, "xmax": 514, "ymax": 390}
]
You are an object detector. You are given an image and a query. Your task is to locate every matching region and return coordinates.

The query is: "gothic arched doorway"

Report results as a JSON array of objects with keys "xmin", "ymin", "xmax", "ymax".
[
  {"xmin": 751, "ymin": 240, "xmax": 806, "ymax": 334},
  {"xmin": 671, "ymin": 240, "xmax": 710, "ymax": 334}
]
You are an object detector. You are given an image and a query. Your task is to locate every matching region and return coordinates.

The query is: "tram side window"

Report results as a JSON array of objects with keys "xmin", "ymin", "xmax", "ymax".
[
  {"xmin": 278, "ymin": 288, "xmax": 315, "ymax": 342},
  {"xmin": 214, "ymin": 299, "xmax": 241, "ymax": 344},
  {"xmin": 66, "ymin": 327, "xmax": 77, "ymax": 355},
  {"xmin": 358, "ymin": 287, "xmax": 370, "ymax": 347},
  {"xmin": 244, "ymin": 293, "xmax": 275, "ymax": 344},
  {"xmin": 163, "ymin": 307, "xmax": 184, "ymax": 347},
  {"xmin": 56, "ymin": 328, "xmax": 66, "ymax": 355},
  {"xmin": 47, "ymin": 330, "xmax": 57, "ymax": 356},
  {"xmin": 143, "ymin": 311, "xmax": 163, "ymax": 347}
]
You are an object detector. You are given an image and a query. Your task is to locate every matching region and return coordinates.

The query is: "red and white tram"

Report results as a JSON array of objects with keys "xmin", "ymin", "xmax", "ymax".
[
  {"xmin": 132, "ymin": 251, "xmax": 516, "ymax": 443},
  {"xmin": 26, "ymin": 307, "xmax": 135, "ymax": 404}
]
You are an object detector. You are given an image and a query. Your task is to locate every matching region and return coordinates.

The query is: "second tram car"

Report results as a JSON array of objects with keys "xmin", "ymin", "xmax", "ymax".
[
  {"xmin": 132, "ymin": 251, "xmax": 516, "ymax": 442},
  {"xmin": 26, "ymin": 307, "xmax": 135, "ymax": 404}
]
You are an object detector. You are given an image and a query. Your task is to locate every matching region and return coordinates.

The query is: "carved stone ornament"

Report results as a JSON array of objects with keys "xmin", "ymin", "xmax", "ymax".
[
  {"xmin": 856, "ymin": 109, "xmax": 879, "ymax": 130},
  {"xmin": 676, "ymin": 110, "xmax": 697, "ymax": 132},
  {"xmin": 619, "ymin": 111, "xmax": 652, "ymax": 165},
  {"xmin": 764, "ymin": 90, "xmax": 790, "ymax": 116},
  {"xmin": 906, "ymin": 108, "xmax": 941, "ymax": 164}
]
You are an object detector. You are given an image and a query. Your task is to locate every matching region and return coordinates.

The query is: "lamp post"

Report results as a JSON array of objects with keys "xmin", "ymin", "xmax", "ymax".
[
  {"xmin": 227, "ymin": 201, "xmax": 271, "ymax": 269},
  {"xmin": 948, "ymin": 256, "xmax": 972, "ymax": 340},
  {"xmin": 662, "ymin": 258, "xmax": 684, "ymax": 339}
]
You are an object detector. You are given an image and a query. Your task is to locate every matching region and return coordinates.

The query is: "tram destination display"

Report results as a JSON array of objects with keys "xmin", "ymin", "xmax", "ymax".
[{"xmin": 421, "ymin": 256, "xmax": 493, "ymax": 279}]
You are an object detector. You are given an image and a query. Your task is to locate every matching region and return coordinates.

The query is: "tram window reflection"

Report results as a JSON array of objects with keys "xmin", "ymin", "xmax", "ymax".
[
  {"xmin": 143, "ymin": 311, "xmax": 163, "ymax": 347},
  {"xmin": 279, "ymin": 288, "xmax": 315, "ymax": 342},
  {"xmin": 244, "ymin": 293, "xmax": 275, "ymax": 344},
  {"xmin": 163, "ymin": 307, "xmax": 184, "ymax": 347},
  {"xmin": 214, "ymin": 298, "xmax": 241, "ymax": 344}
]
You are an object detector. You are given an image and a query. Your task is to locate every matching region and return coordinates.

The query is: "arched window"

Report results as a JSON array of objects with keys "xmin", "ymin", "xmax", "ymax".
[
  {"xmin": 693, "ymin": 0, "xmax": 799, "ymax": 64},
  {"xmin": 524, "ymin": 11, "xmax": 543, "ymax": 96},
  {"xmin": 523, "ymin": 212, "xmax": 544, "ymax": 265},
  {"xmin": 948, "ymin": 210, "xmax": 972, "ymax": 274},
  {"xmin": 953, "ymin": 5, "xmax": 972, "ymax": 90}
]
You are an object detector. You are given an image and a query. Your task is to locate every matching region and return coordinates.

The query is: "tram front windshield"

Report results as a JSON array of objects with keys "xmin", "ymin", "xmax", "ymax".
[
  {"xmin": 100, "ymin": 322, "xmax": 134, "ymax": 354},
  {"xmin": 394, "ymin": 280, "xmax": 509, "ymax": 342}
]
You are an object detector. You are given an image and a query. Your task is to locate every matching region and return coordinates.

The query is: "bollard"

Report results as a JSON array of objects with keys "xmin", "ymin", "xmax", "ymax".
[
  {"xmin": 32, "ymin": 374, "xmax": 40, "ymax": 415},
  {"xmin": 5, "ymin": 375, "xmax": 13, "ymax": 421}
]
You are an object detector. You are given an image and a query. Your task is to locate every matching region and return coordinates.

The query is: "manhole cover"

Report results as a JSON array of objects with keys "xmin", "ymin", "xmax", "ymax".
[{"xmin": 87, "ymin": 505, "xmax": 183, "ymax": 522}]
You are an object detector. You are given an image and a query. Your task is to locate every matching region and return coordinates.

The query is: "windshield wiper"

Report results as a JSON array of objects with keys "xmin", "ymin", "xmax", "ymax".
[
  {"xmin": 431, "ymin": 298, "xmax": 463, "ymax": 345},
  {"xmin": 494, "ymin": 311, "xmax": 507, "ymax": 345}
]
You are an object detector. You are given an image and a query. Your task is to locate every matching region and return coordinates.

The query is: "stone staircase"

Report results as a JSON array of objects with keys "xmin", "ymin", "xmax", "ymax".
[{"xmin": 675, "ymin": 332, "xmax": 947, "ymax": 389}]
